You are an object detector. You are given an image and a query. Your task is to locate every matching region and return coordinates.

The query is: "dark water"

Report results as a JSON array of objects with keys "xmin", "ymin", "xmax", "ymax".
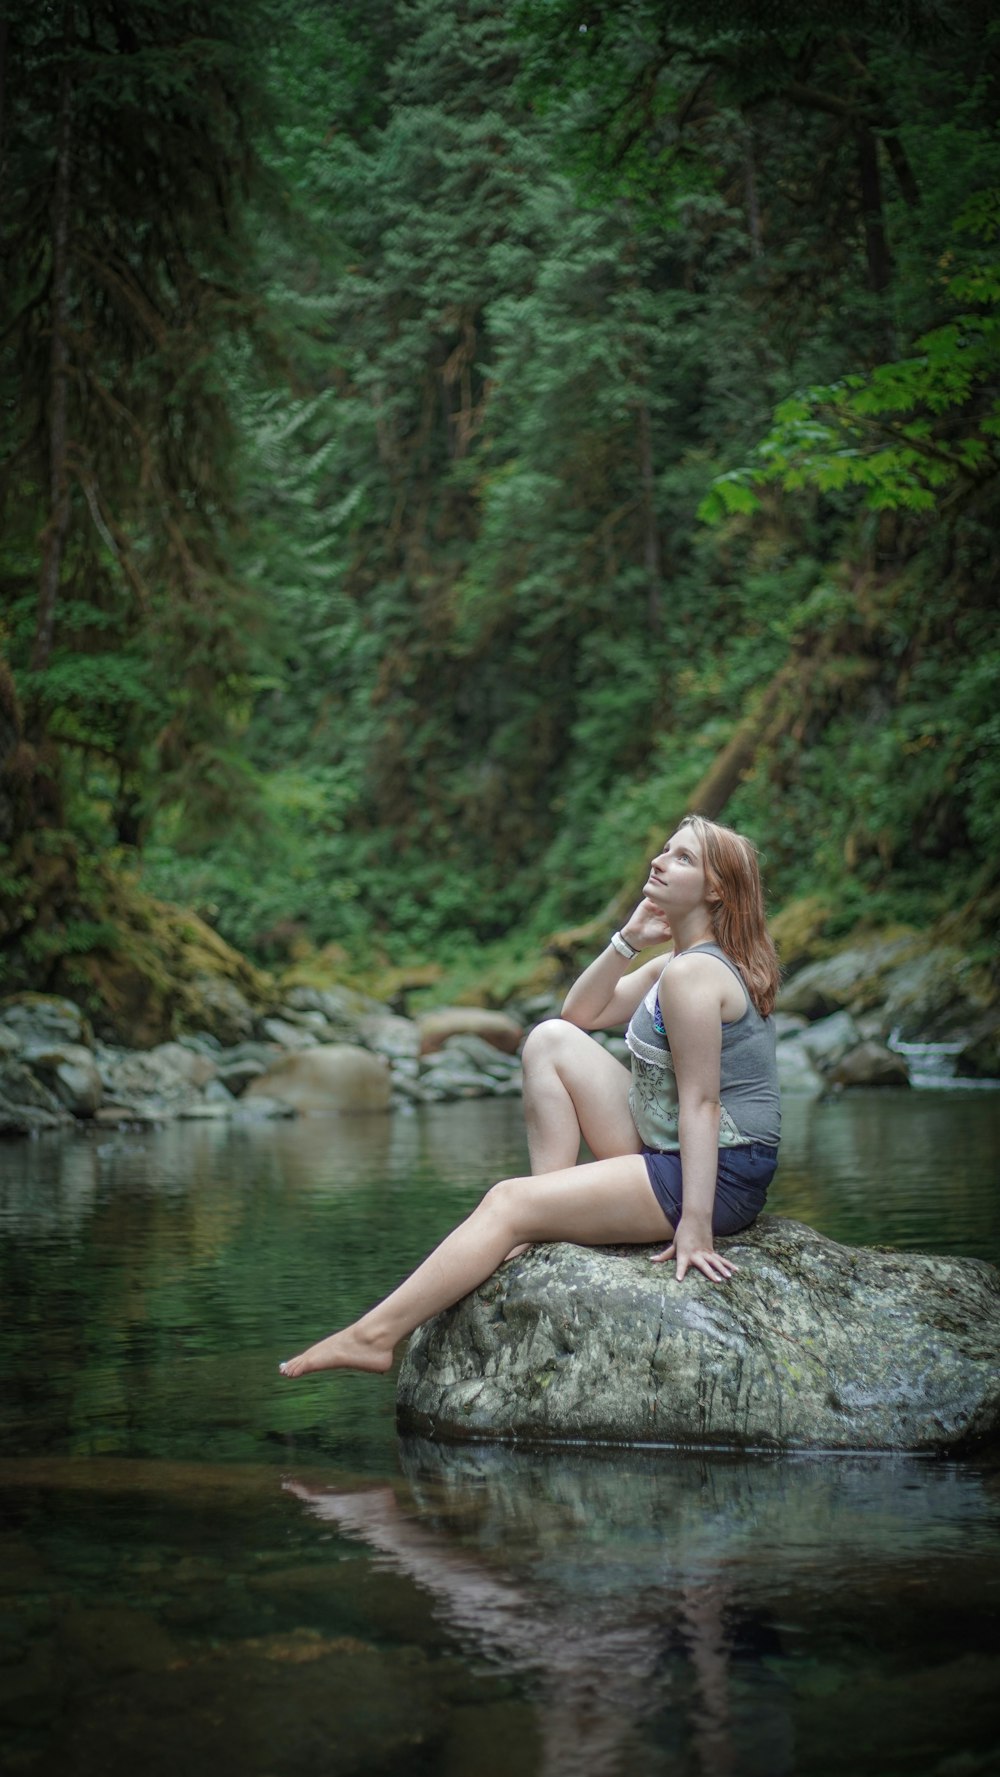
[{"xmin": 1, "ymin": 1092, "xmax": 999, "ymax": 1775}]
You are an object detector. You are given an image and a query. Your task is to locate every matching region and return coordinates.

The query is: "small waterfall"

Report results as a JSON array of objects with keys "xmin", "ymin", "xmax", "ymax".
[{"xmin": 888, "ymin": 1030, "xmax": 999, "ymax": 1090}]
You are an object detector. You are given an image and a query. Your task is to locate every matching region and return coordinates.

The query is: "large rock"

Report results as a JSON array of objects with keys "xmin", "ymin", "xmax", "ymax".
[
  {"xmin": 777, "ymin": 936, "xmax": 918, "ymax": 1020},
  {"xmin": 831, "ymin": 1041, "xmax": 910, "ymax": 1088},
  {"xmin": 0, "ymin": 993, "xmax": 93, "ymax": 1051},
  {"xmin": 396, "ymin": 1219, "xmax": 1000, "ymax": 1454},
  {"xmin": 20, "ymin": 1043, "xmax": 104, "ymax": 1116},
  {"xmin": 282, "ymin": 984, "xmax": 383, "ymax": 1025},
  {"xmin": 147, "ymin": 1042, "xmax": 218, "ymax": 1089},
  {"xmin": 245, "ymin": 1045, "xmax": 391, "ymax": 1114},
  {"xmin": 356, "ymin": 1012, "xmax": 422, "ymax": 1062},
  {"xmin": 774, "ymin": 1036, "xmax": 825, "ymax": 1097},
  {"xmin": 418, "ymin": 1007, "xmax": 523, "ymax": 1055},
  {"xmin": 0, "ymin": 1061, "xmax": 71, "ymax": 1134},
  {"xmin": 800, "ymin": 1010, "xmax": 860, "ymax": 1071},
  {"xmin": 440, "ymin": 1034, "xmax": 523, "ymax": 1078},
  {"xmin": 185, "ymin": 974, "xmax": 259, "ymax": 1046}
]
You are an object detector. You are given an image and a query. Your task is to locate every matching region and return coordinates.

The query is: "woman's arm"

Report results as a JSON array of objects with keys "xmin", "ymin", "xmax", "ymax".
[
  {"xmin": 653, "ymin": 955, "xmax": 737, "ymax": 1285},
  {"xmin": 560, "ymin": 900, "xmax": 673, "ymax": 1031}
]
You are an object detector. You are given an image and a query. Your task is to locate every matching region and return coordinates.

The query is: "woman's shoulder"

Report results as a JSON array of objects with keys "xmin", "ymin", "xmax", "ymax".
[{"xmin": 658, "ymin": 946, "xmax": 748, "ymax": 1017}]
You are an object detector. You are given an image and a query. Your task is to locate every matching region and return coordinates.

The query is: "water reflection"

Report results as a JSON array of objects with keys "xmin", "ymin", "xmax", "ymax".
[{"xmin": 284, "ymin": 1439, "xmax": 1000, "ymax": 1777}]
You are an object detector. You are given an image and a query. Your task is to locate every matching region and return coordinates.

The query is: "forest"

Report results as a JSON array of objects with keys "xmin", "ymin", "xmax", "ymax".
[{"xmin": 2, "ymin": 0, "xmax": 998, "ymax": 1022}]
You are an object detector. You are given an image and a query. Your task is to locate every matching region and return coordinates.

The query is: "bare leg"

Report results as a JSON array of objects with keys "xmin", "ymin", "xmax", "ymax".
[
  {"xmin": 503, "ymin": 1018, "xmax": 642, "ymax": 1260},
  {"xmin": 521, "ymin": 1019, "xmax": 640, "ymax": 1171},
  {"xmin": 279, "ymin": 1154, "xmax": 670, "ymax": 1379}
]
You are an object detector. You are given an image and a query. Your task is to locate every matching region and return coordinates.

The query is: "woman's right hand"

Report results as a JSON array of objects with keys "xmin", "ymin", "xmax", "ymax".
[{"xmin": 620, "ymin": 899, "xmax": 673, "ymax": 953}]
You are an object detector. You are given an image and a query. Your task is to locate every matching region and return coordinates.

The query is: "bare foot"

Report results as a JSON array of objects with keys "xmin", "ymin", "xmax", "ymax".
[{"xmin": 278, "ymin": 1326, "xmax": 394, "ymax": 1379}]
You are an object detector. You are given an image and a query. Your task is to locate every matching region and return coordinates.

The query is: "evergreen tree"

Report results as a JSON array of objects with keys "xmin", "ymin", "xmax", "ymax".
[{"xmin": 0, "ymin": 0, "xmax": 275, "ymax": 972}]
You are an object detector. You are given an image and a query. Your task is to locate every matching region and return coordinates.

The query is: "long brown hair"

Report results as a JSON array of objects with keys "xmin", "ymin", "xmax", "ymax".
[{"xmin": 679, "ymin": 815, "xmax": 781, "ymax": 1017}]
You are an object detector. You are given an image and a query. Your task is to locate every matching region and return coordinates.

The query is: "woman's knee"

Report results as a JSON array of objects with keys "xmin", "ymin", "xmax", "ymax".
[
  {"xmin": 521, "ymin": 1017, "xmax": 586, "ymax": 1072},
  {"xmin": 483, "ymin": 1174, "xmax": 533, "ymax": 1234}
]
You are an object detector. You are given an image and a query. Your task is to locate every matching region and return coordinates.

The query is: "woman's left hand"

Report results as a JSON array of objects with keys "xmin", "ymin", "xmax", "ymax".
[{"xmin": 650, "ymin": 1219, "xmax": 738, "ymax": 1283}]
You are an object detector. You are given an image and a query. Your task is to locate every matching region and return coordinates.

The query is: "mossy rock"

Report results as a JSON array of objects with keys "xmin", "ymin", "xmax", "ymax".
[
  {"xmin": 398, "ymin": 1219, "xmax": 1000, "ymax": 1454},
  {"xmin": 59, "ymin": 870, "xmax": 273, "ymax": 1047},
  {"xmin": 768, "ymin": 896, "xmax": 838, "ymax": 972}
]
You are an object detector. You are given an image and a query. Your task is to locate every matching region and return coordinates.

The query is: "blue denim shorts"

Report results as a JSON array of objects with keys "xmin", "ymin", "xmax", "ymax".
[{"xmin": 642, "ymin": 1142, "xmax": 778, "ymax": 1236}]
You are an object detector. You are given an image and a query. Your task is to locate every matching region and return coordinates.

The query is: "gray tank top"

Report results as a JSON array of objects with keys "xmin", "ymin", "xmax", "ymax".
[{"xmin": 625, "ymin": 942, "xmax": 781, "ymax": 1151}]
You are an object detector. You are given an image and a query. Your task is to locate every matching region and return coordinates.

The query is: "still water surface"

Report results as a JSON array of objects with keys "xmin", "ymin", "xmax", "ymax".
[{"xmin": 1, "ymin": 1092, "xmax": 999, "ymax": 1775}]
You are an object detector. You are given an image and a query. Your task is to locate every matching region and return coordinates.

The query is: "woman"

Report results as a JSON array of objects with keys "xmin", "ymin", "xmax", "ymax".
[{"xmin": 279, "ymin": 814, "xmax": 780, "ymax": 1380}]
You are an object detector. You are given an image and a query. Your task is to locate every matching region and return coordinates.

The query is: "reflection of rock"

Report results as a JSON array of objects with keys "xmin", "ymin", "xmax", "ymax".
[
  {"xmin": 395, "ymin": 1435, "xmax": 996, "ymax": 1573},
  {"xmin": 397, "ymin": 1218, "xmax": 1000, "ymax": 1453},
  {"xmin": 245, "ymin": 1045, "xmax": 392, "ymax": 1114},
  {"xmin": 418, "ymin": 1007, "xmax": 524, "ymax": 1055}
]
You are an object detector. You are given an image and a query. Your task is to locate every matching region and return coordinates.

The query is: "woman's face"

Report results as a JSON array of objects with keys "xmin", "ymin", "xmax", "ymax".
[{"xmin": 644, "ymin": 827, "xmax": 709, "ymax": 920}]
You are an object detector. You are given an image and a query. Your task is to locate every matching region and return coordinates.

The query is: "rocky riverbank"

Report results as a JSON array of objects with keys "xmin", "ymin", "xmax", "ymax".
[
  {"xmin": 1, "ymin": 928, "xmax": 997, "ymax": 1136},
  {"xmin": 0, "ymin": 987, "xmax": 527, "ymax": 1135}
]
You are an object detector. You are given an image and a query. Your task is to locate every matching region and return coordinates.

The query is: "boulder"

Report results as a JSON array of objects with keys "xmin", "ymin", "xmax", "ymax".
[
  {"xmin": 416, "ymin": 1062, "xmax": 501, "ymax": 1099},
  {"xmin": 211, "ymin": 1040, "xmax": 283, "ymax": 1098},
  {"xmin": 259, "ymin": 1016, "xmax": 318, "ymax": 1051},
  {"xmin": 777, "ymin": 935, "xmax": 918, "ymax": 1020},
  {"xmin": 0, "ymin": 1060, "xmax": 69, "ymax": 1117},
  {"xmin": 356, "ymin": 1012, "xmax": 422, "ymax": 1062},
  {"xmin": 283, "ymin": 984, "xmax": 383, "ymax": 1025},
  {"xmin": 186, "ymin": 975, "xmax": 258, "ymax": 1046},
  {"xmin": 271, "ymin": 1006, "xmax": 335, "ymax": 1036},
  {"xmin": 418, "ymin": 1007, "xmax": 524, "ymax": 1055},
  {"xmin": 19, "ymin": 1043, "xmax": 104, "ymax": 1116},
  {"xmin": 956, "ymin": 1016, "xmax": 1000, "ymax": 1080},
  {"xmin": 0, "ymin": 993, "xmax": 93, "ymax": 1051},
  {"xmin": 440, "ymin": 1034, "xmax": 523, "ymax": 1077},
  {"xmin": 231, "ymin": 1094, "xmax": 296, "ymax": 1121},
  {"xmin": 396, "ymin": 1218, "xmax": 1000, "ymax": 1454},
  {"xmin": 878, "ymin": 947, "xmax": 999, "ymax": 1055},
  {"xmin": 800, "ymin": 1010, "xmax": 860, "ymax": 1072},
  {"xmin": 245, "ymin": 1045, "xmax": 391, "ymax": 1114},
  {"xmin": 214, "ymin": 1057, "xmax": 270, "ymax": 1096},
  {"xmin": 147, "ymin": 1042, "xmax": 218, "ymax": 1089},
  {"xmin": 831, "ymin": 1042, "xmax": 910, "ymax": 1089},
  {"xmin": 0, "ymin": 1094, "xmax": 67, "ymax": 1133},
  {"xmin": 775, "ymin": 1037, "xmax": 825, "ymax": 1097}
]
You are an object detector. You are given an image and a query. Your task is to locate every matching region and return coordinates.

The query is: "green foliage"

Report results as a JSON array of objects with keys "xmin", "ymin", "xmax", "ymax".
[
  {"xmin": 701, "ymin": 194, "xmax": 1000, "ymax": 518},
  {"xmin": 5, "ymin": 0, "xmax": 999, "ymax": 992},
  {"xmin": 0, "ymin": 0, "xmax": 278, "ymax": 853}
]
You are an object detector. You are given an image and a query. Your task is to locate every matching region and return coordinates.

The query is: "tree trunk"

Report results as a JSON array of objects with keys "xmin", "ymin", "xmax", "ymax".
[
  {"xmin": 30, "ymin": 13, "xmax": 75, "ymax": 685},
  {"xmin": 0, "ymin": 647, "xmax": 23, "ymax": 849},
  {"xmin": 635, "ymin": 395, "xmax": 662, "ymax": 630},
  {"xmin": 744, "ymin": 123, "xmax": 763, "ymax": 258},
  {"xmin": 855, "ymin": 123, "xmax": 892, "ymax": 297}
]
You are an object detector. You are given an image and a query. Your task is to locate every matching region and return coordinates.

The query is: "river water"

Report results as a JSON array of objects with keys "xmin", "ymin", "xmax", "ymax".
[{"xmin": 1, "ymin": 1091, "xmax": 999, "ymax": 1776}]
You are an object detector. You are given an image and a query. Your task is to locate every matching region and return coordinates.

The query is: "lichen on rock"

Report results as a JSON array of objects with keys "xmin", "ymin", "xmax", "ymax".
[{"xmin": 396, "ymin": 1218, "xmax": 1000, "ymax": 1455}]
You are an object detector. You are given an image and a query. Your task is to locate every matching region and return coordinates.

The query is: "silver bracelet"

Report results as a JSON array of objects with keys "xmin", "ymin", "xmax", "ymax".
[{"xmin": 610, "ymin": 930, "xmax": 639, "ymax": 960}]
